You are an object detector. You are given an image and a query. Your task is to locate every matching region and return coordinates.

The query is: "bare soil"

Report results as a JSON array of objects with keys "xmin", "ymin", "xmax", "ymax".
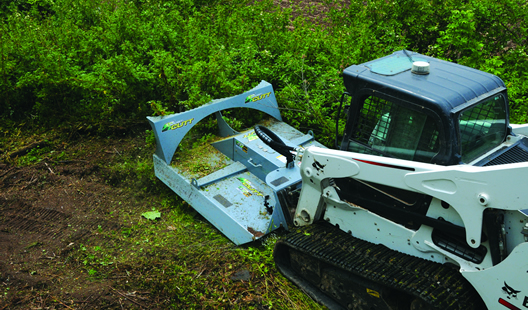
[
  {"xmin": 0, "ymin": 131, "xmax": 158, "ymax": 309},
  {"xmin": 0, "ymin": 127, "xmax": 320, "ymax": 310}
]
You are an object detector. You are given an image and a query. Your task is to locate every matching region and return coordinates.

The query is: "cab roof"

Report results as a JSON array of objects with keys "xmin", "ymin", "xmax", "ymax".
[{"xmin": 343, "ymin": 50, "xmax": 506, "ymax": 113}]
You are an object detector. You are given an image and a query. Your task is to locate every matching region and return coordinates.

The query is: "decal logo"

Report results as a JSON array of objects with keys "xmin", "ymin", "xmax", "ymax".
[
  {"xmin": 312, "ymin": 160, "xmax": 326, "ymax": 172},
  {"xmin": 238, "ymin": 177, "xmax": 263, "ymax": 197},
  {"xmin": 235, "ymin": 140, "xmax": 248, "ymax": 153},
  {"xmin": 245, "ymin": 92, "xmax": 271, "ymax": 103},
  {"xmin": 500, "ymin": 282, "xmax": 528, "ymax": 309},
  {"xmin": 238, "ymin": 186, "xmax": 251, "ymax": 197},
  {"xmin": 503, "ymin": 282, "xmax": 521, "ymax": 299},
  {"xmin": 162, "ymin": 118, "xmax": 194, "ymax": 132},
  {"xmin": 243, "ymin": 131, "xmax": 258, "ymax": 142}
]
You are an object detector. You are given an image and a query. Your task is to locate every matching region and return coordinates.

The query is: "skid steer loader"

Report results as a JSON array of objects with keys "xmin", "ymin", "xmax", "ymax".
[{"xmin": 148, "ymin": 50, "xmax": 528, "ymax": 310}]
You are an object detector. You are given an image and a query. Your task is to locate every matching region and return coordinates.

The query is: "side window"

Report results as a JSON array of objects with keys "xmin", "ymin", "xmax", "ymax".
[
  {"xmin": 348, "ymin": 95, "xmax": 440, "ymax": 163},
  {"xmin": 459, "ymin": 94, "xmax": 507, "ymax": 163}
]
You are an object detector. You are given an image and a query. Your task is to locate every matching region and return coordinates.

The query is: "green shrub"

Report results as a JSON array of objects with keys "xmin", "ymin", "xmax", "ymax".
[{"xmin": 1, "ymin": 0, "xmax": 527, "ymax": 132}]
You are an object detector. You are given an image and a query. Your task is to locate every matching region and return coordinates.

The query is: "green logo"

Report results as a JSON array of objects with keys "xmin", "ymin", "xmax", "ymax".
[
  {"xmin": 162, "ymin": 118, "xmax": 194, "ymax": 132},
  {"xmin": 244, "ymin": 92, "xmax": 271, "ymax": 104}
]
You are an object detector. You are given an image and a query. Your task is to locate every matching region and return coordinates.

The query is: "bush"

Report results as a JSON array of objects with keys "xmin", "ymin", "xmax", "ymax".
[{"xmin": 0, "ymin": 0, "xmax": 527, "ymax": 133}]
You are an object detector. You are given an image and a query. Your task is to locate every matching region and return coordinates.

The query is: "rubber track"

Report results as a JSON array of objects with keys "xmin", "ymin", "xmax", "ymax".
[{"xmin": 275, "ymin": 222, "xmax": 485, "ymax": 310}]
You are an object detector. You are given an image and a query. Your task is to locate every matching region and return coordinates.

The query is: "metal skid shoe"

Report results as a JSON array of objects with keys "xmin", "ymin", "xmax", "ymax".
[{"xmin": 147, "ymin": 81, "xmax": 325, "ymax": 245}]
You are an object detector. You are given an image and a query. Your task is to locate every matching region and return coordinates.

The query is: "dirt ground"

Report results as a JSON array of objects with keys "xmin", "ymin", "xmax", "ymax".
[
  {"xmin": 0, "ymin": 126, "xmax": 322, "ymax": 310},
  {"xmin": 0, "ymin": 128, "xmax": 157, "ymax": 309}
]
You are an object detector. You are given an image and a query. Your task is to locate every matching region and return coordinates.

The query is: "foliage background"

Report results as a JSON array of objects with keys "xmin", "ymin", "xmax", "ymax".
[
  {"xmin": 1, "ymin": 0, "xmax": 527, "ymax": 142},
  {"xmin": 0, "ymin": 1, "xmax": 527, "ymax": 309}
]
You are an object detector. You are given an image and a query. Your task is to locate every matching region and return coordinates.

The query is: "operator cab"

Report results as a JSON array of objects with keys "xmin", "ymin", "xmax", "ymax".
[
  {"xmin": 339, "ymin": 50, "xmax": 511, "ymax": 166},
  {"xmin": 334, "ymin": 51, "xmax": 520, "ymax": 259}
]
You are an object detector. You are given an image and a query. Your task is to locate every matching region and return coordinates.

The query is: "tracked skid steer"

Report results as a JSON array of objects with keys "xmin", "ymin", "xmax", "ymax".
[{"xmin": 149, "ymin": 51, "xmax": 528, "ymax": 310}]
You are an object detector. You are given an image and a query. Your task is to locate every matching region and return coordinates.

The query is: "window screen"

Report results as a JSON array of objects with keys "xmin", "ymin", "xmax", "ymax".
[
  {"xmin": 348, "ymin": 95, "xmax": 440, "ymax": 163},
  {"xmin": 459, "ymin": 94, "xmax": 507, "ymax": 163}
]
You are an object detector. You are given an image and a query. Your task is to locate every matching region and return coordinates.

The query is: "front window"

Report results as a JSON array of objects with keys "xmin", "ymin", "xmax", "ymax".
[
  {"xmin": 348, "ymin": 95, "xmax": 440, "ymax": 163},
  {"xmin": 459, "ymin": 94, "xmax": 507, "ymax": 163}
]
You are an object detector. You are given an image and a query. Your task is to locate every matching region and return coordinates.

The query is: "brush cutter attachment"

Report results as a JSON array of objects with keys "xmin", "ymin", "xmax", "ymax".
[{"xmin": 147, "ymin": 81, "xmax": 325, "ymax": 244}]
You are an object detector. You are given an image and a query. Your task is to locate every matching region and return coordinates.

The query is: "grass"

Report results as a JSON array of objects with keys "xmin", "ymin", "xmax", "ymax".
[
  {"xmin": 95, "ymin": 132, "xmax": 323, "ymax": 309},
  {"xmin": 69, "ymin": 198, "xmax": 322, "ymax": 309},
  {"xmin": 0, "ymin": 123, "xmax": 324, "ymax": 309}
]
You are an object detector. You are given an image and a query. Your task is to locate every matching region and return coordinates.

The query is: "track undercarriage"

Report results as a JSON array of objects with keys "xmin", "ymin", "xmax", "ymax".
[{"xmin": 274, "ymin": 222, "xmax": 485, "ymax": 310}]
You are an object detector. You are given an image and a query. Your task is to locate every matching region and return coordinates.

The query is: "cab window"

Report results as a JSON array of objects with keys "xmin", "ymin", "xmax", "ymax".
[
  {"xmin": 459, "ymin": 94, "xmax": 507, "ymax": 163},
  {"xmin": 348, "ymin": 95, "xmax": 440, "ymax": 163}
]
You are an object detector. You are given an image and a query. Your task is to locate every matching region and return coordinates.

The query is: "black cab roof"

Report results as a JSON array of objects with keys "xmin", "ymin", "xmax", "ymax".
[
  {"xmin": 343, "ymin": 50, "xmax": 506, "ymax": 114},
  {"xmin": 342, "ymin": 50, "xmax": 509, "ymax": 165}
]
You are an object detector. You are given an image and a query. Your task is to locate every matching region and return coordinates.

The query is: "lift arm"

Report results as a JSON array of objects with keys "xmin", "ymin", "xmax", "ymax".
[{"xmin": 294, "ymin": 146, "xmax": 528, "ymax": 248}]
